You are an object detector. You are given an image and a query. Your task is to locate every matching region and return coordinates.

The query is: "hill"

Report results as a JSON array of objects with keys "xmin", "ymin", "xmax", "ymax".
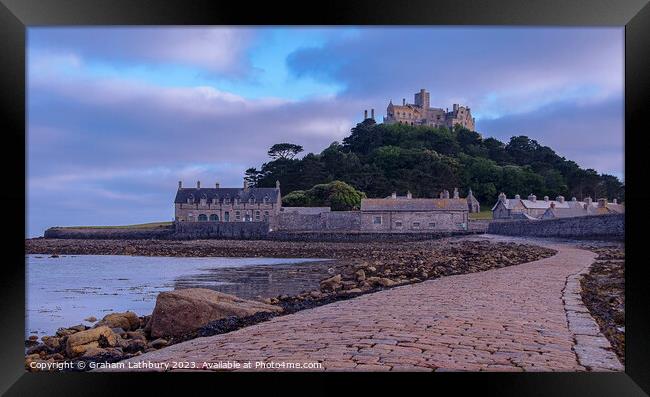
[{"xmin": 245, "ymin": 119, "xmax": 624, "ymax": 206}]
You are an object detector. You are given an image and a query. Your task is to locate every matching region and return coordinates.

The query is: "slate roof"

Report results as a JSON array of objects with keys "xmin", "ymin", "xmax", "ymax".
[
  {"xmin": 541, "ymin": 206, "xmax": 589, "ymax": 219},
  {"xmin": 361, "ymin": 198, "xmax": 468, "ymax": 212},
  {"xmin": 174, "ymin": 187, "xmax": 279, "ymax": 204}
]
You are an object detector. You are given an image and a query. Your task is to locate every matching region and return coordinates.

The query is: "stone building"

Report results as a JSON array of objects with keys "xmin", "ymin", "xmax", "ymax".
[
  {"xmin": 466, "ymin": 188, "xmax": 480, "ymax": 213},
  {"xmin": 174, "ymin": 180, "xmax": 281, "ymax": 224},
  {"xmin": 492, "ymin": 193, "xmax": 624, "ymax": 220},
  {"xmin": 359, "ymin": 189, "xmax": 470, "ymax": 232},
  {"xmin": 383, "ymin": 88, "xmax": 476, "ymax": 131}
]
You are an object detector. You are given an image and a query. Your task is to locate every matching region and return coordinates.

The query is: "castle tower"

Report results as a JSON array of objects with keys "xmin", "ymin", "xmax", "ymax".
[{"xmin": 414, "ymin": 88, "xmax": 430, "ymax": 110}]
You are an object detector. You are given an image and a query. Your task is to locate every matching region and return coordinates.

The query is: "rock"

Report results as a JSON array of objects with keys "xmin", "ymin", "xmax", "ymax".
[
  {"xmin": 41, "ymin": 336, "xmax": 61, "ymax": 350},
  {"xmin": 55, "ymin": 328, "xmax": 78, "ymax": 337},
  {"xmin": 110, "ymin": 327, "xmax": 127, "ymax": 337},
  {"xmin": 84, "ymin": 316, "xmax": 97, "ymax": 323},
  {"xmin": 341, "ymin": 281, "xmax": 358, "ymax": 290},
  {"xmin": 147, "ymin": 288, "xmax": 283, "ymax": 338},
  {"xmin": 366, "ymin": 277, "xmax": 396, "ymax": 287},
  {"xmin": 97, "ymin": 311, "xmax": 140, "ymax": 331},
  {"xmin": 66, "ymin": 326, "xmax": 118, "ymax": 357},
  {"xmin": 319, "ymin": 274, "xmax": 342, "ymax": 291},
  {"xmin": 149, "ymin": 338, "xmax": 168, "ymax": 349},
  {"xmin": 126, "ymin": 331, "xmax": 146, "ymax": 341},
  {"xmin": 367, "ymin": 266, "xmax": 377, "ymax": 273},
  {"xmin": 123, "ymin": 339, "xmax": 147, "ymax": 353},
  {"xmin": 81, "ymin": 347, "xmax": 124, "ymax": 361},
  {"xmin": 28, "ymin": 335, "xmax": 38, "ymax": 341},
  {"xmin": 26, "ymin": 344, "xmax": 52, "ymax": 355},
  {"xmin": 354, "ymin": 269, "xmax": 366, "ymax": 282},
  {"xmin": 309, "ymin": 291, "xmax": 323, "ymax": 299},
  {"xmin": 347, "ymin": 288, "xmax": 362, "ymax": 294},
  {"xmin": 69, "ymin": 324, "xmax": 87, "ymax": 332}
]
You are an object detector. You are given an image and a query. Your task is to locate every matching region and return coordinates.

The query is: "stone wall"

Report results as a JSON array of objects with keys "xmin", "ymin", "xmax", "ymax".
[
  {"xmin": 173, "ymin": 221, "xmax": 269, "ymax": 240},
  {"xmin": 276, "ymin": 211, "xmax": 361, "ymax": 231},
  {"xmin": 268, "ymin": 230, "xmax": 475, "ymax": 243},
  {"xmin": 487, "ymin": 213, "xmax": 624, "ymax": 240},
  {"xmin": 44, "ymin": 226, "xmax": 175, "ymax": 240}
]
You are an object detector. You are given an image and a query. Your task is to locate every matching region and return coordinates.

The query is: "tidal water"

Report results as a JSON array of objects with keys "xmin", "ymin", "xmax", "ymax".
[{"xmin": 26, "ymin": 254, "xmax": 333, "ymax": 338}]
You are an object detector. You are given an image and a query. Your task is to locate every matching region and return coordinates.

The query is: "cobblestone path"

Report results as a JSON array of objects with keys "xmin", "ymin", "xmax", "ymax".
[{"xmin": 108, "ymin": 239, "xmax": 623, "ymax": 372}]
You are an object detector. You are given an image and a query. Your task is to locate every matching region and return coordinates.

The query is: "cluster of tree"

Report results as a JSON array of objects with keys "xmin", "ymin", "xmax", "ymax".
[
  {"xmin": 281, "ymin": 180, "xmax": 366, "ymax": 210},
  {"xmin": 244, "ymin": 120, "xmax": 624, "ymax": 207}
]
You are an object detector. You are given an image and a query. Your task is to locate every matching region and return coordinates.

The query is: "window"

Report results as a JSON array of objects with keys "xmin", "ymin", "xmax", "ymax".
[
  {"xmin": 373, "ymin": 216, "xmax": 382, "ymax": 225},
  {"xmin": 255, "ymin": 211, "xmax": 261, "ymax": 221},
  {"xmin": 264, "ymin": 211, "xmax": 270, "ymax": 221},
  {"xmin": 225, "ymin": 196, "xmax": 230, "ymax": 204},
  {"xmin": 263, "ymin": 195, "xmax": 269, "ymax": 204},
  {"xmin": 209, "ymin": 214, "xmax": 219, "ymax": 221},
  {"xmin": 249, "ymin": 196, "xmax": 255, "ymax": 204},
  {"xmin": 244, "ymin": 213, "xmax": 251, "ymax": 222},
  {"xmin": 412, "ymin": 222, "xmax": 421, "ymax": 229},
  {"xmin": 198, "ymin": 214, "xmax": 208, "ymax": 222},
  {"xmin": 395, "ymin": 221, "xmax": 403, "ymax": 228},
  {"xmin": 428, "ymin": 222, "xmax": 436, "ymax": 228},
  {"xmin": 224, "ymin": 211, "xmax": 230, "ymax": 222}
]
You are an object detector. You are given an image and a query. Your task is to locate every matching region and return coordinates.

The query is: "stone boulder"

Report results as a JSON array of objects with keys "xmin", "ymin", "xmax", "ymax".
[
  {"xmin": 146, "ymin": 288, "xmax": 283, "ymax": 339},
  {"xmin": 96, "ymin": 311, "xmax": 140, "ymax": 331},
  {"xmin": 66, "ymin": 326, "xmax": 118, "ymax": 357},
  {"xmin": 319, "ymin": 274, "xmax": 342, "ymax": 291}
]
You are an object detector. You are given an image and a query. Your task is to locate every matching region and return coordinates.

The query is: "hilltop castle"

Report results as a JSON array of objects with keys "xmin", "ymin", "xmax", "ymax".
[{"xmin": 380, "ymin": 88, "xmax": 476, "ymax": 131}]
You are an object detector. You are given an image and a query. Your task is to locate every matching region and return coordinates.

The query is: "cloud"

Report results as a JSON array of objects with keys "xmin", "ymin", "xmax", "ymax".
[
  {"xmin": 478, "ymin": 96, "xmax": 624, "ymax": 177},
  {"xmin": 287, "ymin": 27, "xmax": 623, "ymax": 119},
  {"xmin": 29, "ymin": 27, "xmax": 257, "ymax": 77}
]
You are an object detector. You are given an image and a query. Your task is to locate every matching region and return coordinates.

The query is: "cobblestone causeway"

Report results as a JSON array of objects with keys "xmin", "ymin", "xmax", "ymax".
[{"xmin": 104, "ymin": 237, "xmax": 623, "ymax": 372}]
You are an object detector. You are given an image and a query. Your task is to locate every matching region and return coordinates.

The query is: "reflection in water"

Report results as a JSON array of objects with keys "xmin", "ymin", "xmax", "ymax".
[
  {"xmin": 175, "ymin": 262, "xmax": 348, "ymax": 300},
  {"xmin": 26, "ymin": 255, "xmax": 336, "ymax": 337}
]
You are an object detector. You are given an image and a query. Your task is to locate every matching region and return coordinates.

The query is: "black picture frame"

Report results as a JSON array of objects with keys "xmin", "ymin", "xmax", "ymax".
[{"xmin": 2, "ymin": 0, "xmax": 649, "ymax": 395}]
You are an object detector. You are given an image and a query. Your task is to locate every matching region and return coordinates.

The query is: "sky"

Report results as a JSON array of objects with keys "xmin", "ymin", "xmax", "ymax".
[{"xmin": 27, "ymin": 27, "xmax": 624, "ymax": 237}]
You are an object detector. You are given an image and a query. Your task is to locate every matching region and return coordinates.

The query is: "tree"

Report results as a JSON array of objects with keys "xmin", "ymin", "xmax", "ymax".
[
  {"xmin": 244, "ymin": 167, "xmax": 261, "ymax": 187},
  {"xmin": 267, "ymin": 143, "xmax": 304, "ymax": 160},
  {"xmin": 281, "ymin": 181, "xmax": 366, "ymax": 211},
  {"xmin": 282, "ymin": 190, "xmax": 310, "ymax": 207}
]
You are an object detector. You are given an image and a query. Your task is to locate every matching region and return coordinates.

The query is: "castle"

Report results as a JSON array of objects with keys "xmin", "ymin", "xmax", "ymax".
[{"xmin": 380, "ymin": 88, "xmax": 476, "ymax": 131}]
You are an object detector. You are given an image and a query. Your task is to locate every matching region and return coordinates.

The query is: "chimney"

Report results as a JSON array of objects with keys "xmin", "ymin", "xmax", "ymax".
[
  {"xmin": 572, "ymin": 197, "xmax": 577, "ymax": 201},
  {"xmin": 371, "ymin": 108, "xmax": 375, "ymax": 119},
  {"xmin": 178, "ymin": 181, "xmax": 182, "ymax": 190},
  {"xmin": 613, "ymin": 198, "xmax": 618, "ymax": 204},
  {"xmin": 197, "ymin": 181, "xmax": 201, "ymax": 189},
  {"xmin": 276, "ymin": 180, "xmax": 281, "ymax": 190},
  {"xmin": 243, "ymin": 178, "xmax": 249, "ymax": 189},
  {"xmin": 443, "ymin": 190, "xmax": 450, "ymax": 199},
  {"xmin": 514, "ymin": 194, "xmax": 521, "ymax": 200},
  {"xmin": 364, "ymin": 109, "xmax": 368, "ymax": 119},
  {"xmin": 598, "ymin": 198, "xmax": 607, "ymax": 208},
  {"xmin": 402, "ymin": 98, "xmax": 406, "ymax": 106},
  {"xmin": 453, "ymin": 188, "xmax": 459, "ymax": 199},
  {"xmin": 499, "ymin": 192, "xmax": 507, "ymax": 202},
  {"xmin": 528, "ymin": 194, "xmax": 536, "ymax": 202},
  {"xmin": 543, "ymin": 196, "xmax": 549, "ymax": 202},
  {"xmin": 391, "ymin": 192, "xmax": 397, "ymax": 199},
  {"xmin": 215, "ymin": 182, "xmax": 220, "ymax": 189},
  {"xmin": 453, "ymin": 104, "xmax": 459, "ymax": 111},
  {"xmin": 585, "ymin": 197, "xmax": 593, "ymax": 206},
  {"xmin": 406, "ymin": 191, "xmax": 412, "ymax": 199}
]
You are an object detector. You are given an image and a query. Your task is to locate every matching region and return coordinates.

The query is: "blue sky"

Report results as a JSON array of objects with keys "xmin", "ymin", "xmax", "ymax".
[{"xmin": 27, "ymin": 27, "xmax": 624, "ymax": 236}]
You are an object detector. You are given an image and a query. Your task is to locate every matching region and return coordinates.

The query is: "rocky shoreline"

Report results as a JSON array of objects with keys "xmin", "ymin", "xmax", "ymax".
[
  {"xmin": 579, "ymin": 245, "xmax": 625, "ymax": 363},
  {"xmin": 25, "ymin": 237, "xmax": 557, "ymax": 371}
]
